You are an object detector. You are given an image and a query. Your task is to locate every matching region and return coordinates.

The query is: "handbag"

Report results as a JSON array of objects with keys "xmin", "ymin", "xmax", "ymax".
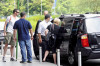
[
  {"xmin": 45, "ymin": 31, "xmax": 51, "ymax": 41},
  {"xmin": 45, "ymin": 24, "xmax": 53, "ymax": 41},
  {"xmin": 6, "ymin": 16, "xmax": 11, "ymax": 30}
]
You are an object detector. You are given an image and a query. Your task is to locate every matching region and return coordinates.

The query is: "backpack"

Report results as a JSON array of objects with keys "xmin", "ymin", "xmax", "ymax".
[{"xmin": 6, "ymin": 16, "xmax": 11, "ymax": 30}]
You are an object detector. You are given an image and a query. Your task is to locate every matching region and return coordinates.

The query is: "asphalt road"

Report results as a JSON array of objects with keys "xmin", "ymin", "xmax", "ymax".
[{"xmin": 62, "ymin": 59, "xmax": 100, "ymax": 66}]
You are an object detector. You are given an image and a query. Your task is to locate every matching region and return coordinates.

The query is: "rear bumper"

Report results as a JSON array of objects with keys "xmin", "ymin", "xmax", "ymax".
[
  {"xmin": 88, "ymin": 51, "xmax": 100, "ymax": 59},
  {"xmin": 78, "ymin": 47, "xmax": 92, "ymax": 57},
  {"xmin": 80, "ymin": 47, "xmax": 100, "ymax": 59}
]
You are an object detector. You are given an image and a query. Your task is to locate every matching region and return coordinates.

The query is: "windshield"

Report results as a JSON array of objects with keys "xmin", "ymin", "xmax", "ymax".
[{"xmin": 86, "ymin": 17, "xmax": 100, "ymax": 33}]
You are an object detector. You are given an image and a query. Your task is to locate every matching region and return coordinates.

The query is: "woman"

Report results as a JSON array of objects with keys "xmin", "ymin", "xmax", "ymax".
[{"xmin": 43, "ymin": 18, "xmax": 60, "ymax": 64}]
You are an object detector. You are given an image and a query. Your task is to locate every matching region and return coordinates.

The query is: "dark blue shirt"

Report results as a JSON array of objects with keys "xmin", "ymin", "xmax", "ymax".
[{"xmin": 13, "ymin": 19, "xmax": 32, "ymax": 41}]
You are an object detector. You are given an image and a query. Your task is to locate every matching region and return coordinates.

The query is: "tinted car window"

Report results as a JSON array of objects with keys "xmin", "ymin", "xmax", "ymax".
[{"xmin": 85, "ymin": 17, "xmax": 100, "ymax": 33}]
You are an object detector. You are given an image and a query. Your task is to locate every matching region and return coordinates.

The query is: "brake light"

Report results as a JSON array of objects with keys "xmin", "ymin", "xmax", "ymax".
[{"xmin": 81, "ymin": 34, "xmax": 89, "ymax": 47}]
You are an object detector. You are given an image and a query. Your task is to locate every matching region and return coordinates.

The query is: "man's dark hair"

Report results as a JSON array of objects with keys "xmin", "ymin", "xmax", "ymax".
[
  {"xmin": 13, "ymin": 9, "xmax": 19, "ymax": 14},
  {"xmin": 45, "ymin": 14, "xmax": 50, "ymax": 19},
  {"xmin": 20, "ymin": 12, "xmax": 26, "ymax": 17}
]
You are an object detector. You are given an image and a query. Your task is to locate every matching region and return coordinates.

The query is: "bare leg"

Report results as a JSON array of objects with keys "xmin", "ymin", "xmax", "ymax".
[
  {"xmin": 43, "ymin": 51, "xmax": 49, "ymax": 61},
  {"xmin": 53, "ymin": 53, "xmax": 56, "ymax": 64},
  {"xmin": 3, "ymin": 44, "xmax": 8, "ymax": 57},
  {"xmin": 10, "ymin": 46, "xmax": 14, "ymax": 57}
]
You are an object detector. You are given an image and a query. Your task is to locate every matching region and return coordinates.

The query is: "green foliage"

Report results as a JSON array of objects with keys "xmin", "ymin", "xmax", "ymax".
[
  {"xmin": 0, "ymin": 0, "xmax": 15, "ymax": 16},
  {"xmin": 55, "ymin": 0, "xmax": 100, "ymax": 14},
  {"xmin": 0, "ymin": 0, "xmax": 54, "ymax": 16},
  {"xmin": 76, "ymin": 0, "xmax": 100, "ymax": 13},
  {"xmin": 1, "ymin": 0, "xmax": 100, "ymax": 31},
  {"xmin": 29, "ymin": 0, "xmax": 54, "ymax": 15},
  {"xmin": 26, "ymin": 15, "xmax": 60, "ymax": 31},
  {"xmin": 26, "ymin": 15, "xmax": 44, "ymax": 31},
  {"xmin": 0, "ymin": 19, "xmax": 6, "ymax": 22},
  {"xmin": 1, "ymin": 0, "xmax": 100, "ymax": 16},
  {"xmin": 0, "ymin": 15, "xmax": 60, "ymax": 32}
]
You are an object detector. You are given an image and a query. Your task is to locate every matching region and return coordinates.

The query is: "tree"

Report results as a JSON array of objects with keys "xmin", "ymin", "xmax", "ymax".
[
  {"xmin": 0, "ymin": 0, "xmax": 15, "ymax": 16},
  {"xmin": 29, "ymin": 0, "xmax": 54, "ymax": 15},
  {"xmin": 77, "ymin": 0, "xmax": 100, "ymax": 13},
  {"xmin": 55, "ymin": 0, "xmax": 100, "ymax": 14},
  {"xmin": 55, "ymin": 0, "xmax": 79, "ymax": 14},
  {"xmin": 0, "ymin": 0, "xmax": 54, "ymax": 17}
]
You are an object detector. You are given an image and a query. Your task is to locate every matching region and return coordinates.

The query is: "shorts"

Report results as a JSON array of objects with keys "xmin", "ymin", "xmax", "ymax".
[{"xmin": 4, "ymin": 32, "xmax": 16, "ymax": 46}]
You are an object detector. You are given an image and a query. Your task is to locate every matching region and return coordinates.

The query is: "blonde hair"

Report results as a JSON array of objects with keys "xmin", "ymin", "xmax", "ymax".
[{"xmin": 54, "ymin": 18, "xmax": 61, "ymax": 25}]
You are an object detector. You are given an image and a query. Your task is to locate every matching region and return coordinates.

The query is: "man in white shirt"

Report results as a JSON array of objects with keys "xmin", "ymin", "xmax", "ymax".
[
  {"xmin": 38, "ymin": 14, "xmax": 51, "ymax": 59},
  {"xmin": 3, "ymin": 9, "xmax": 19, "ymax": 62}
]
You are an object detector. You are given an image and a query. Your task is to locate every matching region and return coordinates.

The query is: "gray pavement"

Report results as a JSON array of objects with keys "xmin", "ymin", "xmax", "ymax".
[
  {"xmin": 0, "ymin": 41, "xmax": 58, "ymax": 66},
  {"xmin": 0, "ymin": 55, "xmax": 57, "ymax": 66},
  {"xmin": 0, "ymin": 22, "xmax": 58, "ymax": 66}
]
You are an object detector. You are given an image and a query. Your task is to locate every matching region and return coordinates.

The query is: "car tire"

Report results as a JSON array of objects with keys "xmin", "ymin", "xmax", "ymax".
[{"xmin": 68, "ymin": 50, "xmax": 77, "ymax": 66}]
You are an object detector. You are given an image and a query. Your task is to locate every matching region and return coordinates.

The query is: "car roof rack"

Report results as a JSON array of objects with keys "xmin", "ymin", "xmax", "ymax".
[
  {"xmin": 59, "ymin": 14, "xmax": 100, "ymax": 19},
  {"xmin": 59, "ymin": 14, "xmax": 85, "ymax": 19},
  {"xmin": 85, "ymin": 12, "xmax": 100, "ymax": 14}
]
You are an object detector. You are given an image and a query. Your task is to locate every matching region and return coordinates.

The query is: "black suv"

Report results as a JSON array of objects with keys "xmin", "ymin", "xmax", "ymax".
[
  {"xmin": 33, "ymin": 14, "xmax": 100, "ymax": 65},
  {"xmin": 59, "ymin": 14, "xmax": 100, "ymax": 65}
]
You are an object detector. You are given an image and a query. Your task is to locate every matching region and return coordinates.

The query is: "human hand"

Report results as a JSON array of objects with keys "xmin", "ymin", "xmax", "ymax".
[
  {"xmin": 4, "ymin": 32, "xmax": 6, "ymax": 36},
  {"xmin": 39, "ymin": 38, "xmax": 42, "ymax": 44},
  {"xmin": 31, "ymin": 36, "xmax": 33, "ymax": 40},
  {"xmin": 13, "ymin": 37, "xmax": 17, "ymax": 42}
]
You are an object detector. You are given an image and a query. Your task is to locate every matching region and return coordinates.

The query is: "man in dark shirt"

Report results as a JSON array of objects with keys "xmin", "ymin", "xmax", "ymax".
[{"xmin": 13, "ymin": 12, "xmax": 33, "ymax": 63}]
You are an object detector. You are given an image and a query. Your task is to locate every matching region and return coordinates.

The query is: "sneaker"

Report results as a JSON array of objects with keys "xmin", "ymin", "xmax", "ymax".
[
  {"xmin": 2, "ymin": 57, "xmax": 6, "ymax": 62},
  {"xmin": 10, "ymin": 58, "xmax": 16, "ymax": 61},
  {"xmin": 27, "ymin": 61, "xmax": 32, "ymax": 63},
  {"xmin": 20, "ymin": 61, "xmax": 27, "ymax": 63}
]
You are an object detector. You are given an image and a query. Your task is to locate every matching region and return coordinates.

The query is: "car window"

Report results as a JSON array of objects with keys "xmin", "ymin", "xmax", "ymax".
[
  {"xmin": 85, "ymin": 17, "xmax": 100, "ymax": 33},
  {"xmin": 63, "ymin": 17, "xmax": 74, "ymax": 35},
  {"xmin": 0, "ymin": 22, "xmax": 5, "ymax": 30}
]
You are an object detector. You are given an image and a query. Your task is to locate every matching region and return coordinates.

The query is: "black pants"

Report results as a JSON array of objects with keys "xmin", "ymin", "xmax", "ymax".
[{"xmin": 39, "ymin": 36, "xmax": 46, "ymax": 59}]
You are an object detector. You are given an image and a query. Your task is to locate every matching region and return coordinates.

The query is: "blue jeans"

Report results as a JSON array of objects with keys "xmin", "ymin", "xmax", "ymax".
[{"xmin": 19, "ymin": 40, "xmax": 32, "ymax": 62}]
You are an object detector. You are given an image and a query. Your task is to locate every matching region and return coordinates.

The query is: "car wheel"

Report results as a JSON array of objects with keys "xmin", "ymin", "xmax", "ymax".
[
  {"xmin": 68, "ymin": 51, "xmax": 77, "ymax": 66},
  {"xmin": 36, "ymin": 55, "xmax": 39, "ymax": 60}
]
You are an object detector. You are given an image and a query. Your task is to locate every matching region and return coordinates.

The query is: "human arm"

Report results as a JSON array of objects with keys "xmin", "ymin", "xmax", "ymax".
[
  {"xmin": 29, "ymin": 29, "xmax": 33, "ymax": 40},
  {"xmin": 13, "ymin": 21, "xmax": 18, "ymax": 41},
  {"xmin": 45, "ymin": 29, "xmax": 49, "ymax": 36},
  {"xmin": 38, "ymin": 22, "xmax": 42, "ymax": 44},
  {"xmin": 13, "ymin": 29, "xmax": 17, "ymax": 41},
  {"xmin": 4, "ymin": 21, "xmax": 7, "ymax": 36},
  {"xmin": 38, "ymin": 33, "xmax": 42, "ymax": 43},
  {"xmin": 45, "ymin": 25, "xmax": 50, "ymax": 36},
  {"xmin": 4, "ymin": 16, "xmax": 10, "ymax": 36}
]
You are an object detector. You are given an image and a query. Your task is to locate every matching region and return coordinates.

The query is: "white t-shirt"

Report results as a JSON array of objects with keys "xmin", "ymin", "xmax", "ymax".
[
  {"xmin": 38, "ymin": 20, "xmax": 52, "ymax": 36},
  {"xmin": 6, "ymin": 15, "xmax": 19, "ymax": 34}
]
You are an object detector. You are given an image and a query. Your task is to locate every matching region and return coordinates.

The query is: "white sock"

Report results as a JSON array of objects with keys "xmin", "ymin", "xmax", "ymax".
[{"xmin": 11, "ymin": 57, "xmax": 13, "ymax": 58}]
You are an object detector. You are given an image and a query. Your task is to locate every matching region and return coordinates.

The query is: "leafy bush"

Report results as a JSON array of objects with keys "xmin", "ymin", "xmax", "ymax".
[
  {"xmin": 26, "ymin": 15, "xmax": 60, "ymax": 31},
  {"xmin": 0, "ymin": 15, "xmax": 60, "ymax": 31},
  {"xmin": 26, "ymin": 15, "xmax": 44, "ymax": 31},
  {"xmin": 0, "ymin": 19, "xmax": 6, "ymax": 22}
]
